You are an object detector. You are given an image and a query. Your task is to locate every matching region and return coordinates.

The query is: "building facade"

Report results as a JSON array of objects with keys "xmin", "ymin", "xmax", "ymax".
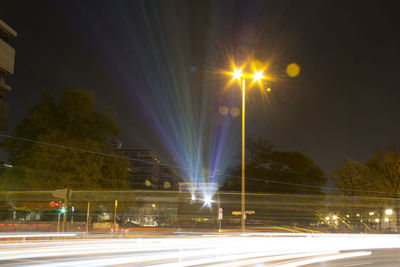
[
  {"xmin": 120, "ymin": 149, "xmax": 161, "ymax": 189},
  {"xmin": 0, "ymin": 19, "xmax": 17, "ymax": 130},
  {"xmin": 117, "ymin": 149, "xmax": 181, "ymax": 190}
]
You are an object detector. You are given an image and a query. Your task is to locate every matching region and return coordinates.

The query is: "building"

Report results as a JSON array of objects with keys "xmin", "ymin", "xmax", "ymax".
[
  {"xmin": 0, "ymin": 19, "xmax": 17, "ymax": 130},
  {"xmin": 119, "ymin": 149, "xmax": 161, "ymax": 189},
  {"xmin": 159, "ymin": 165, "xmax": 180, "ymax": 190},
  {"xmin": 111, "ymin": 139, "xmax": 182, "ymax": 190}
]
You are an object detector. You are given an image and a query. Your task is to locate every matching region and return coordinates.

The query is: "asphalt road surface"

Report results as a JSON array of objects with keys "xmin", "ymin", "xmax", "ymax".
[
  {"xmin": 304, "ymin": 248, "xmax": 400, "ymax": 267},
  {"xmin": 0, "ymin": 232, "xmax": 399, "ymax": 266}
]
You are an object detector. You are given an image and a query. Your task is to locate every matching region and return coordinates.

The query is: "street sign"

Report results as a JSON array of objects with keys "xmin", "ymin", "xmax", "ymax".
[
  {"xmin": 218, "ymin": 208, "xmax": 223, "ymax": 220},
  {"xmin": 52, "ymin": 189, "xmax": 72, "ymax": 199},
  {"xmin": 52, "ymin": 189, "xmax": 65, "ymax": 199},
  {"xmin": 232, "ymin": 211, "xmax": 255, "ymax": 216}
]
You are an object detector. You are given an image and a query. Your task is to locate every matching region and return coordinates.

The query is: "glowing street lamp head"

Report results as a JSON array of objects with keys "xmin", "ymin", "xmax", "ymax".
[
  {"xmin": 252, "ymin": 70, "xmax": 264, "ymax": 83},
  {"xmin": 231, "ymin": 69, "xmax": 243, "ymax": 80}
]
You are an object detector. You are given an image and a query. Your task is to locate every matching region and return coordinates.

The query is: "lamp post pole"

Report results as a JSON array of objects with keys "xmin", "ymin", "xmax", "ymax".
[
  {"xmin": 229, "ymin": 66, "xmax": 265, "ymax": 233},
  {"xmin": 241, "ymin": 79, "xmax": 246, "ymax": 232}
]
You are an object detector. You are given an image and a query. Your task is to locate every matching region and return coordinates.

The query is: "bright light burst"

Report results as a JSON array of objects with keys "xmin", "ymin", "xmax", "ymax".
[
  {"xmin": 203, "ymin": 195, "xmax": 212, "ymax": 207},
  {"xmin": 231, "ymin": 69, "xmax": 243, "ymax": 80},
  {"xmin": 252, "ymin": 70, "xmax": 264, "ymax": 83}
]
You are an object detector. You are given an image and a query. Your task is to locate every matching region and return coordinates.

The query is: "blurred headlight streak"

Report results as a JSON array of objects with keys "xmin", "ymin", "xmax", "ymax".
[{"xmin": 1, "ymin": 234, "xmax": 400, "ymax": 266}]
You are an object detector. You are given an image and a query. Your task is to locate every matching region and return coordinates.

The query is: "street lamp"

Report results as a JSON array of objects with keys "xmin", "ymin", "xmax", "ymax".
[{"xmin": 229, "ymin": 64, "xmax": 266, "ymax": 232}]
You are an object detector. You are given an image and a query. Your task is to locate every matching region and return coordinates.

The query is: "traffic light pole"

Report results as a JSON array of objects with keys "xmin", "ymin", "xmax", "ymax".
[
  {"xmin": 86, "ymin": 201, "xmax": 90, "ymax": 234},
  {"xmin": 114, "ymin": 200, "xmax": 118, "ymax": 232},
  {"xmin": 57, "ymin": 211, "xmax": 61, "ymax": 233},
  {"xmin": 62, "ymin": 188, "xmax": 71, "ymax": 233}
]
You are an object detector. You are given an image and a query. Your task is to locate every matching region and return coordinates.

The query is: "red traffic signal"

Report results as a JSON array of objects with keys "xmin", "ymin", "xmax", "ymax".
[{"xmin": 55, "ymin": 202, "xmax": 59, "ymax": 208}]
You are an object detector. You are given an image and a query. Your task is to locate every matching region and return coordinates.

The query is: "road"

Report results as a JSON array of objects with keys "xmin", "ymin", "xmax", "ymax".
[
  {"xmin": 0, "ymin": 232, "xmax": 399, "ymax": 266},
  {"xmin": 304, "ymin": 249, "xmax": 400, "ymax": 267}
]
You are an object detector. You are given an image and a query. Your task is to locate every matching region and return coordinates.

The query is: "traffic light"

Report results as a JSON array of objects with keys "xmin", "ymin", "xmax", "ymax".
[{"xmin": 50, "ymin": 201, "xmax": 61, "ymax": 208}]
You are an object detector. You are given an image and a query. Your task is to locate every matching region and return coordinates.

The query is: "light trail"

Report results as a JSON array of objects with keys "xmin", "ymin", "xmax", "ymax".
[
  {"xmin": 278, "ymin": 251, "xmax": 372, "ymax": 267},
  {"xmin": 0, "ymin": 233, "xmax": 399, "ymax": 266},
  {"xmin": 0, "ymin": 233, "xmax": 76, "ymax": 239}
]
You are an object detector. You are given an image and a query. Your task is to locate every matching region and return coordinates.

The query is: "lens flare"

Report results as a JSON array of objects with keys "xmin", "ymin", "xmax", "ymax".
[
  {"xmin": 218, "ymin": 106, "xmax": 229, "ymax": 116},
  {"xmin": 230, "ymin": 107, "xmax": 240, "ymax": 117},
  {"xmin": 286, "ymin": 63, "xmax": 300, "ymax": 77}
]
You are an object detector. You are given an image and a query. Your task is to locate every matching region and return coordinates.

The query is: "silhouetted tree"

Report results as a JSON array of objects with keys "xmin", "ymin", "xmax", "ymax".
[
  {"xmin": 1, "ymin": 88, "xmax": 129, "ymax": 190},
  {"xmin": 332, "ymin": 145, "xmax": 400, "ymax": 198},
  {"xmin": 222, "ymin": 137, "xmax": 327, "ymax": 194}
]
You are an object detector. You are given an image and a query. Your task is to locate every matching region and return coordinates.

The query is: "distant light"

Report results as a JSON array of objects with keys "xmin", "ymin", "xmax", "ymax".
[
  {"xmin": 356, "ymin": 214, "xmax": 360, "ymax": 217},
  {"xmin": 163, "ymin": 181, "xmax": 171, "ymax": 189},
  {"xmin": 325, "ymin": 216, "xmax": 329, "ymax": 221},
  {"xmin": 375, "ymin": 218, "xmax": 380, "ymax": 223},
  {"xmin": 191, "ymin": 195, "xmax": 196, "ymax": 201},
  {"xmin": 385, "ymin": 209, "xmax": 393, "ymax": 215},
  {"xmin": 369, "ymin": 211, "xmax": 374, "ymax": 216},
  {"xmin": 203, "ymin": 196, "xmax": 212, "ymax": 207},
  {"xmin": 332, "ymin": 215, "xmax": 338, "ymax": 220},
  {"xmin": 152, "ymin": 204, "xmax": 156, "ymax": 208},
  {"xmin": 266, "ymin": 88, "xmax": 271, "ymax": 92},
  {"xmin": 384, "ymin": 218, "xmax": 389, "ymax": 222},
  {"xmin": 346, "ymin": 214, "xmax": 350, "ymax": 218}
]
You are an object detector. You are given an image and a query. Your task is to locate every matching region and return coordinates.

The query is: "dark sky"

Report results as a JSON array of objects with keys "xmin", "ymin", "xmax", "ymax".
[{"xmin": 1, "ymin": 0, "xmax": 400, "ymax": 174}]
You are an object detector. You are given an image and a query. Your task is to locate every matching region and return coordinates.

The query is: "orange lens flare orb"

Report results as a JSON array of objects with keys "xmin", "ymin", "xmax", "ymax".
[{"xmin": 286, "ymin": 62, "xmax": 300, "ymax": 77}]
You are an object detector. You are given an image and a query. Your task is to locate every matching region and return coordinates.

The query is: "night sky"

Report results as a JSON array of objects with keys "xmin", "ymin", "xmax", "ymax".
[{"xmin": 1, "ymin": 0, "xmax": 400, "ymax": 175}]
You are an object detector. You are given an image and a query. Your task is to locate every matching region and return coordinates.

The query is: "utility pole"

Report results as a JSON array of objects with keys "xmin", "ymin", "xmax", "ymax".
[
  {"xmin": 62, "ymin": 188, "xmax": 71, "ymax": 232},
  {"xmin": 114, "ymin": 200, "xmax": 118, "ymax": 232},
  {"xmin": 86, "ymin": 201, "xmax": 91, "ymax": 234},
  {"xmin": 57, "ymin": 211, "xmax": 61, "ymax": 233}
]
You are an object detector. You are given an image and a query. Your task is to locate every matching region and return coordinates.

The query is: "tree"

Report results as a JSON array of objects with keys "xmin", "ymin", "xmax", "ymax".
[
  {"xmin": 1, "ymin": 88, "xmax": 129, "ymax": 190},
  {"xmin": 331, "ymin": 158, "xmax": 367, "ymax": 196},
  {"xmin": 332, "ymin": 146, "xmax": 400, "ymax": 231},
  {"xmin": 332, "ymin": 145, "xmax": 400, "ymax": 198},
  {"xmin": 223, "ymin": 137, "xmax": 327, "ymax": 194},
  {"xmin": 366, "ymin": 146, "xmax": 400, "ymax": 196}
]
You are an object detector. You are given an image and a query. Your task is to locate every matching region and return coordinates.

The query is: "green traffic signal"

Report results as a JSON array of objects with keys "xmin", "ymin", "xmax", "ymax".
[{"xmin": 60, "ymin": 207, "xmax": 66, "ymax": 213}]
